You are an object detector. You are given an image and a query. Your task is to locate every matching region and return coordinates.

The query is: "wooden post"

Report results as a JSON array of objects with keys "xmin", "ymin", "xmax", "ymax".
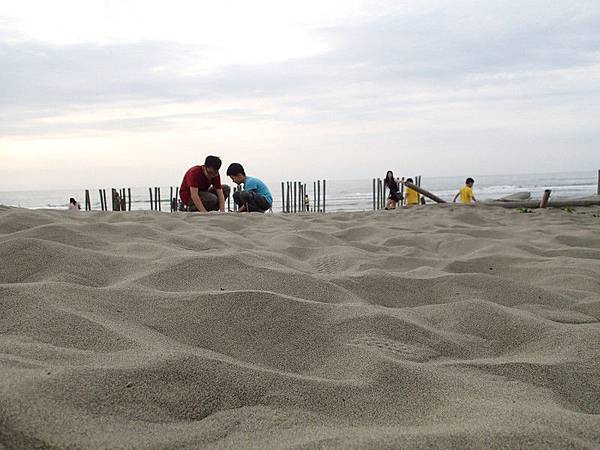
[
  {"xmin": 403, "ymin": 180, "xmax": 446, "ymax": 203},
  {"xmin": 372, "ymin": 178, "xmax": 376, "ymax": 210},
  {"xmin": 597, "ymin": 169, "xmax": 600, "ymax": 195},
  {"xmin": 98, "ymin": 189, "xmax": 103, "ymax": 211},
  {"xmin": 400, "ymin": 177, "xmax": 404, "ymax": 206},
  {"xmin": 103, "ymin": 190, "xmax": 108, "ymax": 211},
  {"xmin": 170, "ymin": 187, "xmax": 173, "ymax": 212},
  {"xmin": 313, "ymin": 181, "xmax": 317, "ymax": 213},
  {"xmin": 540, "ymin": 189, "xmax": 552, "ymax": 208},
  {"xmin": 158, "ymin": 187, "xmax": 162, "ymax": 211},
  {"xmin": 128, "ymin": 188, "xmax": 132, "ymax": 211},
  {"xmin": 323, "ymin": 180, "xmax": 326, "ymax": 213},
  {"xmin": 293, "ymin": 181, "xmax": 297, "ymax": 213},
  {"xmin": 149, "ymin": 188, "xmax": 153, "ymax": 210},
  {"xmin": 85, "ymin": 190, "xmax": 91, "ymax": 211},
  {"xmin": 315, "ymin": 180, "xmax": 321, "ymax": 212},
  {"xmin": 120, "ymin": 188, "xmax": 126, "ymax": 211}
]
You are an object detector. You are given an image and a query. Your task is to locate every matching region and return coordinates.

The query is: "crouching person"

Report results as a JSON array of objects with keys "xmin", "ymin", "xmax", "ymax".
[
  {"xmin": 179, "ymin": 155, "xmax": 230, "ymax": 212},
  {"xmin": 226, "ymin": 163, "xmax": 272, "ymax": 213}
]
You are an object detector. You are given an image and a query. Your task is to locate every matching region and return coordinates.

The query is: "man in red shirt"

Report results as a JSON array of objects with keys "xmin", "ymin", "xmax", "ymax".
[{"xmin": 179, "ymin": 155, "xmax": 230, "ymax": 212}]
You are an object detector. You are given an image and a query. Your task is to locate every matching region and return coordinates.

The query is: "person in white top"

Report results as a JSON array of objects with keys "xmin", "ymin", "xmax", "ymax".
[{"xmin": 68, "ymin": 198, "xmax": 81, "ymax": 210}]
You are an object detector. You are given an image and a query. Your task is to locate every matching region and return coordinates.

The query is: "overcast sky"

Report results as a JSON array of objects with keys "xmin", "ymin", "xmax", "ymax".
[{"xmin": 1, "ymin": 0, "xmax": 599, "ymax": 190}]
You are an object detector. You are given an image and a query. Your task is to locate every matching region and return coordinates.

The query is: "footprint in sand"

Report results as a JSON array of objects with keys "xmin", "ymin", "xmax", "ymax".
[{"xmin": 348, "ymin": 336, "xmax": 439, "ymax": 362}]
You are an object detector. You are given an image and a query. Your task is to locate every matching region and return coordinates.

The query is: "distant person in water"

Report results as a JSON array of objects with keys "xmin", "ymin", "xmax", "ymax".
[
  {"xmin": 403, "ymin": 178, "xmax": 419, "ymax": 206},
  {"xmin": 226, "ymin": 163, "xmax": 273, "ymax": 213},
  {"xmin": 453, "ymin": 177, "xmax": 477, "ymax": 204},
  {"xmin": 383, "ymin": 170, "xmax": 402, "ymax": 210},
  {"xmin": 68, "ymin": 197, "xmax": 80, "ymax": 211},
  {"xmin": 179, "ymin": 155, "xmax": 230, "ymax": 212}
]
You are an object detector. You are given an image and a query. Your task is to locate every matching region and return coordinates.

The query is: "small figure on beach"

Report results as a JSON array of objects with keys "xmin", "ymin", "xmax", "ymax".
[
  {"xmin": 179, "ymin": 156, "xmax": 230, "ymax": 212},
  {"xmin": 403, "ymin": 178, "xmax": 419, "ymax": 206},
  {"xmin": 68, "ymin": 197, "xmax": 80, "ymax": 210},
  {"xmin": 112, "ymin": 191, "xmax": 122, "ymax": 211},
  {"xmin": 384, "ymin": 171, "xmax": 403, "ymax": 210},
  {"xmin": 304, "ymin": 194, "xmax": 310, "ymax": 212},
  {"xmin": 453, "ymin": 177, "xmax": 477, "ymax": 204},
  {"xmin": 226, "ymin": 163, "xmax": 273, "ymax": 213}
]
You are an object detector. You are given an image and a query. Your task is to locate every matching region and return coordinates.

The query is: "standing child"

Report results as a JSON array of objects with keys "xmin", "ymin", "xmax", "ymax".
[
  {"xmin": 453, "ymin": 177, "xmax": 477, "ymax": 204},
  {"xmin": 226, "ymin": 163, "xmax": 273, "ymax": 212}
]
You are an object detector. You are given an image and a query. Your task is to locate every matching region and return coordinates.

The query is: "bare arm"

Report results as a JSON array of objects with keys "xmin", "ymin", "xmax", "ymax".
[
  {"xmin": 190, "ymin": 187, "xmax": 207, "ymax": 212},
  {"xmin": 216, "ymin": 189, "xmax": 225, "ymax": 212},
  {"xmin": 453, "ymin": 192, "xmax": 459, "ymax": 203}
]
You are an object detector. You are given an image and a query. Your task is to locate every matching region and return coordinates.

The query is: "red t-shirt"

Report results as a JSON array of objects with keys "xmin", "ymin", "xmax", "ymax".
[{"xmin": 179, "ymin": 165, "xmax": 222, "ymax": 205}]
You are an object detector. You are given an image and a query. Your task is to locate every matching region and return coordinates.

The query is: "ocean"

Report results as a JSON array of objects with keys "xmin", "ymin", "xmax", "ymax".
[{"xmin": 0, "ymin": 171, "xmax": 597, "ymax": 212}]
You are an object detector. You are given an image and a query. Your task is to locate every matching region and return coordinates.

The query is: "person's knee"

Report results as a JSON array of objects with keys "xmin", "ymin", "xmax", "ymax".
[{"xmin": 221, "ymin": 184, "xmax": 231, "ymax": 199}]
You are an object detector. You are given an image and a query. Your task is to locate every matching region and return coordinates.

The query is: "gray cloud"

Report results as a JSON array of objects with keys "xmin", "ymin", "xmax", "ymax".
[{"xmin": 1, "ymin": 1, "xmax": 599, "ymax": 136}]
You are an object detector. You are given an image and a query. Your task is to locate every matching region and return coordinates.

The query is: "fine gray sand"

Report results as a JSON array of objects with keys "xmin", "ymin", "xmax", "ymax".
[{"xmin": 1, "ymin": 205, "xmax": 599, "ymax": 449}]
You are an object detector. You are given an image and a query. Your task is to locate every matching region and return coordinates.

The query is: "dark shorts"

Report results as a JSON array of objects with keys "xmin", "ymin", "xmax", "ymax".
[
  {"xmin": 233, "ymin": 190, "xmax": 271, "ymax": 212},
  {"xmin": 181, "ymin": 185, "xmax": 230, "ymax": 211},
  {"xmin": 389, "ymin": 192, "xmax": 403, "ymax": 202}
]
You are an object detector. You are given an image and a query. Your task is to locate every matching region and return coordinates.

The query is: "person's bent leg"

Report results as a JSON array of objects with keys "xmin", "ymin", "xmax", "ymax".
[
  {"xmin": 245, "ymin": 192, "xmax": 271, "ymax": 212},
  {"xmin": 198, "ymin": 191, "xmax": 218, "ymax": 211}
]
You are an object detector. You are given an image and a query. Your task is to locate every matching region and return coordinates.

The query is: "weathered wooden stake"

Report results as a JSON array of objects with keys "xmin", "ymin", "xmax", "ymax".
[
  {"xmin": 158, "ymin": 187, "xmax": 162, "ymax": 211},
  {"xmin": 317, "ymin": 180, "xmax": 321, "ymax": 212},
  {"xmin": 293, "ymin": 181, "xmax": 297, "ymax": 213},
  {"xmin": 540, "ymin": 189, "xmax": 552, "ymax": 208},
  {"xmin": 98, "ymin": 189, "xmax": 104, "ymax": 211},
  {"xmin": 597, "ymin": 169, "xmax": 600, "ymax": 196},
  {"xmin": 121, "ymin": 188, "xmax": 127, "ymax": 211},
  {"xmin": 400, "ymin": 177, "xmax": 405, "ymax": 206},
  {"xmin": 322, "ymin": 180, "xmax": 326, "ymax": 213},
  {"xmin": 85, "ymin": 190, "xmax": 91, "ymax": 211},
  {"xmin": 128, "ymin": 188, "xmax": 132, "ymax": 211},
  {"xmin": 149, "ymin": 188, "xmax": 153, "ymax": 210},
  {"xmin": 403, "ymin": 180, "xmax": 446, "ymax": 204},
  {"xmin": 372, "ymin": 178, "xmax": 376, "ymax": 210},
  {"xmin": 313, "ymin": 181, "xmax": 317, "ymax": 213}
]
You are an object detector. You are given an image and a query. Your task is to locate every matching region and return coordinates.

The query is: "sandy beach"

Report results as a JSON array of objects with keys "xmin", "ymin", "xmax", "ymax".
[{"xmin": 1, "ymin": 204, "xmax": 599, "ymax": 449}]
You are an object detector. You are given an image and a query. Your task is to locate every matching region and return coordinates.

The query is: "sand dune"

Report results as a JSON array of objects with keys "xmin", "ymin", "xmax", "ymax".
[{"xmin": 1, "ymin": 205, "xmax": 599, "ymax": 449}]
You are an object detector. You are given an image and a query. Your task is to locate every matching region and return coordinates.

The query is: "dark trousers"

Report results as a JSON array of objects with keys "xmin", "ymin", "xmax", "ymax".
[
  {"xmin": 233, "ymin": 190, "xmax": 271, "ymax": 212},
  {"xmin": 183, "ymin": 185, "xmax": 230, "ymax": 211}
]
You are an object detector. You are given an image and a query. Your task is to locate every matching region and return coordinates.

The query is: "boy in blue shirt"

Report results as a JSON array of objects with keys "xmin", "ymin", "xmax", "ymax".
[{"xmin": 226, "ymin": 163, "xmax": 273, "ymax": 212}]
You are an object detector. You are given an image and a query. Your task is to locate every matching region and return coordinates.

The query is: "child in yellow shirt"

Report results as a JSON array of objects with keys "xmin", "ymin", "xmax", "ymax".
[
  {"xmin": 453, "ymin": 178, "xmax": 476, "ymax": 204},
  {"xmin": 404, "ymin": 178, "xmax": 419, "ymax": 205}
]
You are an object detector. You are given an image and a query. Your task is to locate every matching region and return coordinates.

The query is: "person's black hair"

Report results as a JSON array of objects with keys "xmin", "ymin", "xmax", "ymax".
[
  {"xmin": 226, "ymin": 162, "xmax": 245, "ymax": 176},
  {"xmin": 204, "ymin": 155, "xmax": 222, "ymax": 170},
  {"xmin": 69, "ymin": 198, "xmax": 76, "ymax": 204},
  {"xmin": 384, "ymin": 170, "xmax": 397, "ymax": 188},
  {"xmin": 466, "ymin": 177, "xmax": 474, "ymax": 184},
  {"xmin": 406, "ymin": 178, "xmax": 414, "ymax": 183}
]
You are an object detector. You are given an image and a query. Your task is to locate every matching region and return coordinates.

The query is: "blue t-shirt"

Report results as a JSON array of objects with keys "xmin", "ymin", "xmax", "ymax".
[{"xmin": 244, "ymin": 176, "xmax": 273, "ymax": 205}]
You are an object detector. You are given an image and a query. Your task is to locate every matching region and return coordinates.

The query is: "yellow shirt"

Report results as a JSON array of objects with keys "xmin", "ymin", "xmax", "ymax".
[
  {"xmin": 458, "ymin": 185, "xmax": 474, "ymax": 203},
  {"xmin": 405, "ymin": 187, "xmax": 419, "ymax": 205}
]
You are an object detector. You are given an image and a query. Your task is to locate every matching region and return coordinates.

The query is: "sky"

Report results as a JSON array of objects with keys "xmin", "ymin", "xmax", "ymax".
[{"xmin": 1, "ymin": 0, "xmax": 599, "ymax": 190}]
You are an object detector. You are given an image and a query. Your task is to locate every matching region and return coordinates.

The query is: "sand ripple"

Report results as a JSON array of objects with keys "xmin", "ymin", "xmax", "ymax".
[{"xmin": 1, "ymin": 206, "xmax": 599, "ymax": 448}]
